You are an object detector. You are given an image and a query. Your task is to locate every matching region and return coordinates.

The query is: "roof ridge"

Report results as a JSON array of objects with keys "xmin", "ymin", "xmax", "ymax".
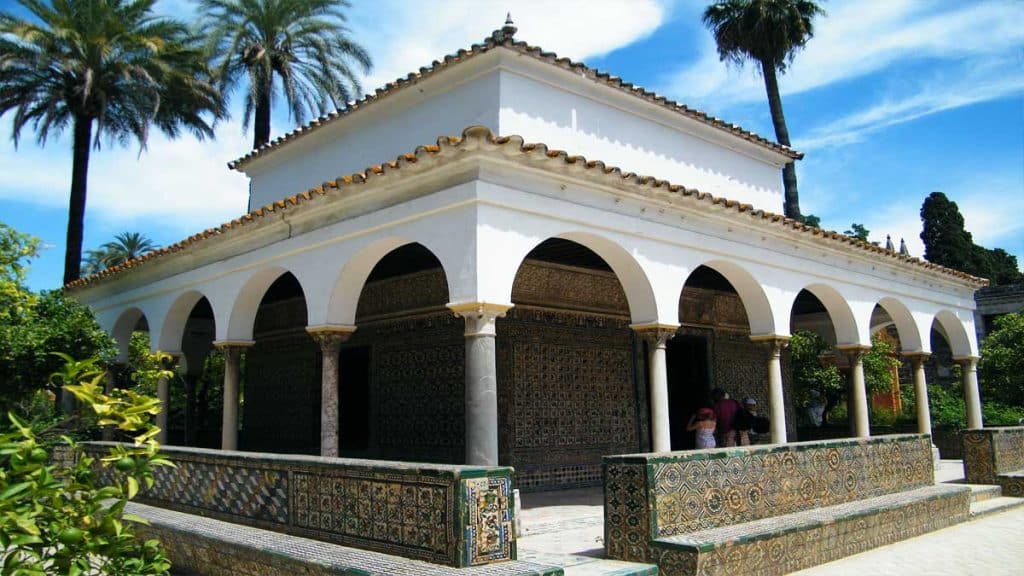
[
  {"xmin": 67, "ymin": 126, "xmax": 984, "ymax": 292},
  {"xmin": 227, "ymin": 25, "xmax": 802, "ymax": 171}
]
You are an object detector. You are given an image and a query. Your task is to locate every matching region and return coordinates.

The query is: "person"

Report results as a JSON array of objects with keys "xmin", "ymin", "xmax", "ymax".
[
  {"xmin": 735, "ymin": 397, "xmax": 759, "ymax": 446},
  {"xmin": 687, "ymin": 407, "xmax": 717, "ymax": 449},
  {"xmin": 805, "ymin": 389, "xmax": 825, "ymax": 427},
  {"xmin": 711, "ymin": 388, "xmax": 742, "ymax": 447}
]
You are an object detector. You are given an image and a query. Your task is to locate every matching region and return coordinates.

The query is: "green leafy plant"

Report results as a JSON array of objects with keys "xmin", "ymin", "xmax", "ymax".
[
  {"xmin": 980, "ymin": 311, "xmax": 1024, "ymax": 408},
  {"xmin": 0, "ymin": 354, "xmax": 174, "ymax": 575}
]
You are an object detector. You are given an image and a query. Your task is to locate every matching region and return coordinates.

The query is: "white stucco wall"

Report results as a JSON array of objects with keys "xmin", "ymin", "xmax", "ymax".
[
  {"xmin": 496, "ymin": 69, "xmax": 784, "ymax": 212},
  {"xmin": 246, "ymin": 72, "xmax": 501, "ymax": 208}
]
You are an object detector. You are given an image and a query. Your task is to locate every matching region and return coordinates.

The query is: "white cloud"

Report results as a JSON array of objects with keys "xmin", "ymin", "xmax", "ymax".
[
  {"xmin": 661, "ymin": 0, "xmax": 1024, "ymax": 109},
  {"xmin": 349, "ymin": 0, "xmax": 668, "ymax": 92},
  {"xmin": 0, "ymin": 120, "xmax": 251, "ymax": 232}
]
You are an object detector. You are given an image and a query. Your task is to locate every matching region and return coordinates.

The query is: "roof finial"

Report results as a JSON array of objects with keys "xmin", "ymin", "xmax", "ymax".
[
  {"xmin": 495, "ymin": 12, "xmax": 517, "ymax": 40},
  {"xmin": 885, "ymin": 234, "xmax": 895, "ymax": 251},
  {"xmin": 899, "ymin": 238, "xmax": 909, "ymax": 256}
]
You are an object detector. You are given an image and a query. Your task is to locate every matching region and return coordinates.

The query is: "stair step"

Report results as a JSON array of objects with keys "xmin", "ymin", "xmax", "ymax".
[
  {"xmin": 561, "ymin": 559, "xmax": 658, "ymax": 576},
  {"xmin": 970, "ymin": 496, "xmax": 1024, "ymax": 519},
  {"xmin": 965, "ymin": 484, "xmax": 1003, "ymax": 503}
]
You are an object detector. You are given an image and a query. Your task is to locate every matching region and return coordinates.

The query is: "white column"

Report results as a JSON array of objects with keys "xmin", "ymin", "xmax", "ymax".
[
  {"xmin": 841, "ymin": 346, "xmax": 871, "ymax": 438},
  {"xmin": 449, "ymin": 303, "xmax": 511, "ymax": 466},
  {"xmin": 307, "ymin": 326, "xmax": 356, "ymax": 457},
  {"xmin": 905, "ymin": 353, "xmax": 932, "ymax": 435},
  {"xmin": 753, "ymin": 336, "xmax": 790, "ymax": 444},
  {"xmin": 956, "ymin": 356, "xmax": 983, "ymax": 430},
  {"xmin": 214, "ymin": 341, "xmax": 253, "ymax": 451},
  {"xmin": 634, "ymin": 324, "xmax": 678, "ymax": 453}
]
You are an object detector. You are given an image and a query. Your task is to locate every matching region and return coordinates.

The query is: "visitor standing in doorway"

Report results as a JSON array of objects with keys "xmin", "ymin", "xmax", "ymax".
[
  {"xmin": 712, "ymin": 388, "xmax": 742, "ymax": 447},
  {"xmin": 687, "ymin": 407, "xmax": 717, "ymax": 449},
  {"xmin": 736, "ymin": 397, "xmax": 759, "ymax": 446}
]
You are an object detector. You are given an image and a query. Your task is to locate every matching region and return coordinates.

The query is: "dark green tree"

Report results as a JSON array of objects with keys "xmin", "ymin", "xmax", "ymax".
[
  {"xmin": 199, "ymin": 0, "xmax": 373, "ymax": 149},
  {"xmin": 920, "ymin": 192, "xmax": 1023, "ymax": 284},
  {"xmin": 0, "ymin": 0, "xmax": 223, "ymax": 285},
  {"xmin": 844, "ymin": 223, "xmax": 870, "ymax": 242},
  {"xmin": 703, "ymin": 0, "xmax": 825, "ymax": 220},
  {"xmin": 980, "ymin": 312, "xmax": 1024, "ymax": 408}
]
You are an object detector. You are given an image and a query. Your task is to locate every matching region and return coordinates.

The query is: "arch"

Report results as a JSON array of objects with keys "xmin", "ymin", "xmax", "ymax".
[
  {"xmin": 157, "ymin": 290, "xmax": 215, "ymax": 353},
  {"xmin": 684, "ymin": 260, "xmax": 775, "ymax": 335},
  {"xmin": 874, "ymin": 297, "xmax": 923, "ymax": 352},
  {"xmin": 226, "ymin": 267, "xmax": 309, "ymax": 341},
  {"xmin": 933, "ymin": 309, "xmax": 974, "ymax": 358},
  {"xmin": 790, "ymin": 283, "xmax": 861, "ymax": 346},
  {"xmin": 326, "ymin": 237, "xmax": 457, "ymax": 327},
  {"xmin": 111, "ymin": 307, "xmax": 147, "ymax": 363},
  {"xmin": 506, "ymin": 231, "xmax": 658, "ymax": 324}
]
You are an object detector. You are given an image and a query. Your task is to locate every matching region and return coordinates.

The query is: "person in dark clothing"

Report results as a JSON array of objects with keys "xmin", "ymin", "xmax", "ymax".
[{"xmin": 711, "ymin": 388, "xmax": 742, "ymax": 447}]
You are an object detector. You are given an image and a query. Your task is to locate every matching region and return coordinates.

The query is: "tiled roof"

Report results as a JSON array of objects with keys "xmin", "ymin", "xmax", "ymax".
[
  {"xmin": 227, "ymin": 23, "xmax": 803, "ymax": 171},
  {"xmin": 65, "ymin": 126, "xmax": 987, "ymax": 291}
]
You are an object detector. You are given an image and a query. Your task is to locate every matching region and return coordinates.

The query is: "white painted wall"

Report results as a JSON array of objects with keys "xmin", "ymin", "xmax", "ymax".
[
  {"xmin": 496, "ymin": 69, "xmax": 784, "ymax": 212},
  {"xmin": 246, "ymin": 72, "xmax": 501, "ymax": 208}
]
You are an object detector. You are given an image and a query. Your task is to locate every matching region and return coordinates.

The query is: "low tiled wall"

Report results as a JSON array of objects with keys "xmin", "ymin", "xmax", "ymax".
[
  {"xmin": 84, "ymin": 443, "xmax": 515, "ymax": 567},
  {"xmin": 962, "ymin": 427, "xmax": 1024, "ymax": 496},
  {"xmin": 604, "ymin": 434, "xmax": 934, "ymax": 562}
]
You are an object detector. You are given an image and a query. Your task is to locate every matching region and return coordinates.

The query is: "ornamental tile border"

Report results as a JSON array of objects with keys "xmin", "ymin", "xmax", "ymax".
[
  {"xmin": 961, "ymin": 426, "xmax": 1024, "ymax": 497},
  {"xmin": 84, "ymin": 443, "xmax": 515, "ymax": 567}
]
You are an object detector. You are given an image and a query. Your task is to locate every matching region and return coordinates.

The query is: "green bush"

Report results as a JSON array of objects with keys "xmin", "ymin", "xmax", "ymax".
[{"xmin": 0, "ymin": 354, "xmax": 174, "ymax": 575}]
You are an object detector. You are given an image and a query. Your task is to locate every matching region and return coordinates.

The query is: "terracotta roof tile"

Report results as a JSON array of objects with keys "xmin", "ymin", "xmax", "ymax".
[
  {"xmin": 227, "ymin": 25, "xmax": 802, "ymax": 171},
  {"xmin": 65, "ymin": 126, "xmax": 986, "ymax": 292}
]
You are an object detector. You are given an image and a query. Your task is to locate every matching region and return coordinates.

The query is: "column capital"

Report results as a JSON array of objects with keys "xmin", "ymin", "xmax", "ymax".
[
  {"xmin": 836, "ymin": 344, "xmax": 871, "ymax": 361},
  {"xmin": 448, "ymin": 302, "xmax": 513, "ymax": 337},
  {"xmin": 631, "ymin": 323, "xmax": 679, "ymax": 347},
  {"xmin": 212, "ymin": 340, "xmax": 255, "ymax": 351},
  {"xmin": 306, "ymin": 325, "xmax": 356, "ymax": 354},
  {"xmin": 902, "ymin": 351, "xmax": 931, "ymax": 366},
  {"xmin": 953, "ymin": 355, "xmax": 980, "ymax": 369},
  {"xmin": 750, "ymin": 334, "xmax": 790, "ymax": 355}
]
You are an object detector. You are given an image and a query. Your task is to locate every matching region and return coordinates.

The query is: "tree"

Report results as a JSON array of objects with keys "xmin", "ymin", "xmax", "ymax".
[
  {"xmin": 199, "ymin": 0, "xmax": 373, "ymax": 150},
  {"xmin": 0, "ymin": 0, "xmax": 224, "ymax": 285},
  {"xmin": 980, "ymin": 312, "xmax": 1024, "ymax": 408},
  {"xmin": 703, "ymin": 0, "xmax": 824, "ymax": 220},
  {"xmin": 0, "ymin": 354, "xmax": 174, "ymax": 574},
  {"xmin": 85, "ymin": 232, "xmax": 158, "ymax": 274},
  {"xmin": 920, "ymin": 192, "xmax": 1023, "ymax": 284},
  {"xmin": 790, "ymin": 329, "xmax": 843, "ymax": 424},
  {"xmin": 844, "ymin": 223, "xmax": 870, "ymax": 242}
]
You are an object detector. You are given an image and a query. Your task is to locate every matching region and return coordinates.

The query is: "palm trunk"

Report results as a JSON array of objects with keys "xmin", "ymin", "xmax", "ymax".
[
  {"xmin": 64, "ymin": 116, "xmax": 93, "ymax": 285},
  {"xmin": 760, "ymin": 60, "xmax": 801, "ymax": 220},
  {"xmin": 253, "ymin": 82, "xmax": 272, "ymax": 150}
]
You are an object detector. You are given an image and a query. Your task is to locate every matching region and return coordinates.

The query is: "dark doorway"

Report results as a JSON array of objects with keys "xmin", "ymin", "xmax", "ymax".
[
  {"xmin": 666, "ymin": 335, "xmax": 710, "ymax": 450},
  {"xmin": 339, "ymin": 346, "xmax": 371, "ymax": 452}
]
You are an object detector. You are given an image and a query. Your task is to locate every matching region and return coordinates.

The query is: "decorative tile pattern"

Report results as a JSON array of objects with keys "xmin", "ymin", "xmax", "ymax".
[
  {"xmin": 85, "ymin": 444, "xmax": 515, "ymax": 567},
  {"xmin": 464, "ymin": 475, "xmax": 515, "ymax": 566},
  {"xmin": 962, "ymin": 427, "xmax": 1024, "ymax": 497},
  {"xmin": 604, "ymin": 434, "xmax": 966, "ymax": 574}
]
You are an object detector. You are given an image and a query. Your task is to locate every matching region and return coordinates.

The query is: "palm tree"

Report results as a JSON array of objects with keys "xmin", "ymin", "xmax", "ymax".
[
  {"xmin": 199, "ymin": 0, "xmax": 373, "ymax": 150},
  {"xmin": 0, "ymin": 0, "xmax": 224, "ymax": 285},
  {"xmin": 100, "ymin": 231, "xmax": 158, "ymax": 267},
  {"xmin": 703, "ymin": 0, "xmax": 824, "ymax": 220}
]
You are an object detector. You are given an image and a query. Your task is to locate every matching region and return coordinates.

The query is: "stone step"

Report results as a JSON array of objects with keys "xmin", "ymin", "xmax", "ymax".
[
  {"xmin": 965, "ymin": 483, "xmax": 1003, "ymax": 503},
  {"xmin": 561, "ymin": 559, "xmax": 658, "ymax": 576},
  {"xmin": 969, "ymin": 496, "xmax": 1024, "ymax": 519}
]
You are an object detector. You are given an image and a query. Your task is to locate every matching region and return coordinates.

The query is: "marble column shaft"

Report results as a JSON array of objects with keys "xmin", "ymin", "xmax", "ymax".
[
  {"xmin": 450, "ymin": 303, "xmax": 510, "ymax": 467},
  {"xmin": 843, "ymin": 347, "xmax": 871, "ymax": 438},
  {"xmin": 957, "ymin": 357, "xmax": 983, "ymax": 430},
  {"xmin": 636, "ymin": 326, "xmax": 677, "ymax": 453},
  {"xmin": 216, "ymin": 343, "xmax": 251, "ymax": 451},
  {"xmin": 762, "ymin": 338, "xmax": 789, "ymax": 444},
  {"xmin": 308, "ymin": 328, "xmax": 355, "ymax": 457},
  {"xmin": 905, "ymin": 353, "xmax": 932, "ymax": 436}
]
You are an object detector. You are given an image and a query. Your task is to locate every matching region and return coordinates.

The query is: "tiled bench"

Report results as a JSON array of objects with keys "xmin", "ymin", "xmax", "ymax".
[
  {"xmin": 604, "ymin": 435, "xmax": 970, "ymax": 576},
  {"xmin": 131, "ymin": 501, "xmax": 560, "ymax": 576},
  {"xmin": 962, "ymin": 427, "xmax": 1024, "ymax": 497},
  {"xmin": 85, "ymin": 443, "xmax": 515, "ymax": 568}
]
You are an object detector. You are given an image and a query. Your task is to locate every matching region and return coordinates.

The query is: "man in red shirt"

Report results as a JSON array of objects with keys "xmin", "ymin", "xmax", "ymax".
[{"xmin": 712, "ymin": 388, "xmax": 742, "ymax": 447}]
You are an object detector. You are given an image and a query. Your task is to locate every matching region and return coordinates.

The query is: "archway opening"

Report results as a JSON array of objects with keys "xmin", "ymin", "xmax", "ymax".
[
  {"xmin": 869, "ymin": 305, "xmax": 907, "ymax": 423},
  {"xmin": 242, "ymin": 272, "xmax": 314, "ymax": 453},
  {"xmin": 341, "ymin": 242, "xmax": 456, "ymax": 462},
  {"xmin": 503, "ymin": 238, "xmax": 640, "ymax": 491},
  {"xmin": 789, "ymin": 289, "xmax": 850, "ymax": 437},
  {"xmin": 176, "ymin": 297, "xmax": 217, "ymax": 448},
  {"xmin": 671, "ymin": 265, "xmax": 769, "ymax": 449}
]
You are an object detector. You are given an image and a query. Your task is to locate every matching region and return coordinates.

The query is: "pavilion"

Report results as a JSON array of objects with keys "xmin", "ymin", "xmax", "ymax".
[{"xmin": 65, "ymin": 21, "xmax": 986, "ymax": 492}]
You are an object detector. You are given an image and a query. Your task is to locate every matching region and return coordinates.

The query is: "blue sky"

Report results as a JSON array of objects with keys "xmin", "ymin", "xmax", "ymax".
[{"xmin": 2, "ymin": 0, "xmax": 1022, "ymax": 291}]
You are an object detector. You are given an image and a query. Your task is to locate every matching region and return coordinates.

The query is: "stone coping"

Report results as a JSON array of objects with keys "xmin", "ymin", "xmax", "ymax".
[
  {"xmin": 603, "ymin": 433, "xmax": 930, "ymax": 464},
  {"xmin": 88, "ymin": 441, "xmax": 511, "ymax": 477}
]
